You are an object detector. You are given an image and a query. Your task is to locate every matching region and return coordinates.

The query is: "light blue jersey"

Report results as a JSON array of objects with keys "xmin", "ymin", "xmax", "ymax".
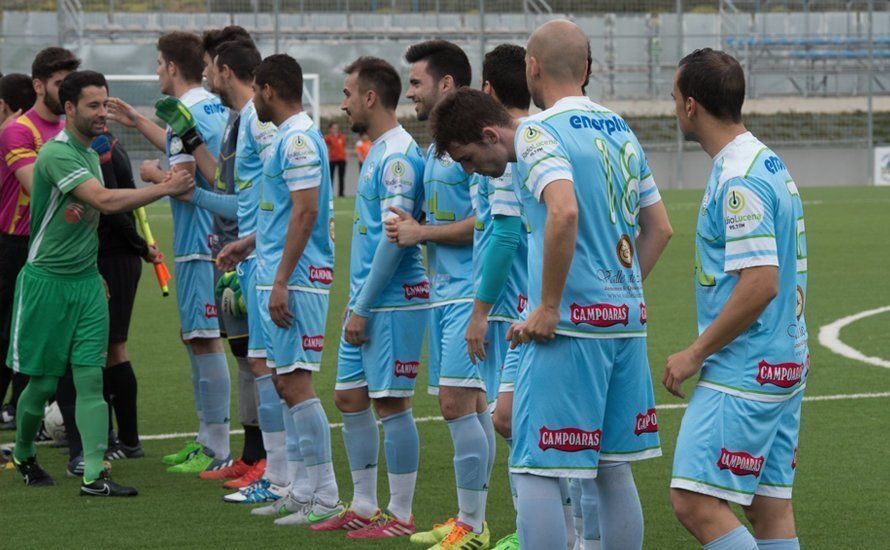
[
  {"xmin": 235, "ymin": 100, "xmax": 276, "ymax": 239},
  {"xmin": 423, "ymin": 145, "xmax": 479, "ymax": 303},
  {"xmin": 255, "ymin": 111, "xmax": 334, "ymax": 292},
  {"xmin": 513, "ymin": 96, "xmax": 661, "ymax": 338},
  {"xmin": 471, "ymin": 164, "xmax": 529, "ymax": 322},
  {"xmin": 166, "ymin": 87, "xmax": 227, "ymax": 261},
  {"xmin": 348, "ymin": 125, "xmax": 427, "ymax": 310},
  {"xmin": 694, "ymin": 131, "xmax": 808, "ymax": 401}
]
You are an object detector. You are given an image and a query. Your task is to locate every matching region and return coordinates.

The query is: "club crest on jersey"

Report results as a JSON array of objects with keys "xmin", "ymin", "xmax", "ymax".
[
  {"xmin": 717, "ymin": 448, "xmax": 764, "ymax": 477},
  {"xmin": 308, "ymin": 266, "xmax": 333, "ymax": 285},
  {"xmin": 204, "ymin": 304, "xmax": 218, "ymax": 318},
  {"xmin": 617, "ymin": 234, "xmax": 634, "ymax": 268},
  {"xmin": 517, "ymin": 294, "xmax": 528, "ymax": 313},
  {"xmin": 329, "ymin": 216, "xmax": 336, "ymax": 242},
  {"xmin": 538, "ymin": 426, "xmax": 601, "ymax": 452},
  {"xmin": 403, "ymin": 281, "xmax": 430, "ymax": 300},
  {"xmin": 569, "ymin": 303, "xmax": 629, "ymax": 327},
  {"xmin": 634, "ymin": 408, "xmax": 658, "ymax": 435},
  {"xmin": 795, "ymin": 285, "xmax": 804, "ymax": 319},
  {"xmin": 640, "ymin": 303, "xmax": 648, "ymax": 325},
  {"xmin": 64, "ymin": 203, "xmax": 84, "ymax": 224},
  {"xmin": 302, "ymin": 334, "xmax": 324, "ymax": 352},
  {"xmin": 394, "ymin": 360, "xmax": 419, "ymax": 378},
  {"xmin": 755, "ymin": 360, "xmax": 804, "ymax": 388}
]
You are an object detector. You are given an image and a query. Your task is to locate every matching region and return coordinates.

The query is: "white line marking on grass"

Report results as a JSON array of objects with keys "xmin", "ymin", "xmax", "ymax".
[
  {"xmin": 818, "ymin": 306, "xmax": 890, "ymax": 369},
  {"xmin": 137, "ymin": 390, "xmax": 890, "ymax": 441}
]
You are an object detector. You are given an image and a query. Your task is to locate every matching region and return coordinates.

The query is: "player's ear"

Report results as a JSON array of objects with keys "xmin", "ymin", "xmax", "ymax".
[
  {"xmin": 481, "ymin": 127, "xmax": 498, "ymax": 145},
  {"xmin": 685, "ymin": 96, "xmax": 696, "ymax": 120},
  {"xmin": 364, "ymin": 88, "xmax": 376, "ymax": 110},
  {"xmin": 33, "ymin": 78, "xmax": 44, "ymax": 97},
  {"xmin": 440, "ymin": 74, "xmax": 454, "ymax": 94}
]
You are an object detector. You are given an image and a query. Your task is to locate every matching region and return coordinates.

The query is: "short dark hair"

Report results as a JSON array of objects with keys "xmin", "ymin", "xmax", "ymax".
[
  {"xmin": 678, "ymin": 48, "xmax": 745, "ymax": 123},
  {"xmin": 215, "ymin": 39, "xmax": 261, "ymax": 83},
  {"xmin": 0, "ymin": 73, "xmax": 37, "ymax": 112},
  {"xmin": 202, "ymin": 26, "xmax": 253, "ymax": 58},
  {"xmin": 31, "ymin": 47, "xmax": 81, "ymax": 82},
  {"xmin": 431, "ymin": 88, "xmax": 513, "ymax": 156},
  {"xmin": 255, "ymin": 54, "xmax": 303, "ymax": 103},
  {"xmin": 58, "ymin": 70, "xmax": 108, "ymax": 109},
  {"xmin": 482, "ymin": 44, "xmax": 530, "ymax": 111},
  {"xmin": 343, "ymin": 56, "xmax": 402, "ymax": 110},
  {"xmin": 158, "ymin": 32, "xmax": 205, "ymax": 84},
  {"xmin": 405, "ymin": 40, "xmax": 471, "ymax": 87}
]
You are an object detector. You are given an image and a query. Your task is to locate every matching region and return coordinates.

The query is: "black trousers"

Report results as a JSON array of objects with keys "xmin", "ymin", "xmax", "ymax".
[{"xmin": 330, "ymin": 160, "xmax": 346, "ymax": 197}]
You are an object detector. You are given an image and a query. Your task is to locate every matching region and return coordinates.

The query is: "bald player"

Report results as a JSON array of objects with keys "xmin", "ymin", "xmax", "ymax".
[{"xmin": 429, "ymin": 20, "xmax": 673, "ymax": 549}]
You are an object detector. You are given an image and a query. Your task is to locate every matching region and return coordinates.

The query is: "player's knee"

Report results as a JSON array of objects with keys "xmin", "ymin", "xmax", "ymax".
[
  {"xmin": 438, "ymin": 388, "xmax": 477, "ymax": 420},
  {"xmin": 334, "ymin": 389, "xmax": 367, "ymax": 413},
  {"xmin": 189, "ymin": 337, "xmax": 223, "ymax": 355},
  {"xmin": 670, "ymin": 488, "xmax": 706, "ymax": 529},
  {"xmin": 743, "ymin": 498, "xmax": 794, "ymax": 536},
  {"xmin": 373, "ymin": 396, "xmax": 410, "ymax": 418},
  {"xmin": 248, "ymin": 357, "xmax": 271, "ymax": 378}
]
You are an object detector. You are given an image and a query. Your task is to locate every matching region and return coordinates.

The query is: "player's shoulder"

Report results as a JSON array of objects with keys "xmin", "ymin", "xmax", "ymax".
[
  {"xmin": 182, "ymin": 88, "xmax": 226, "ymax": 118},
  {"xmin": 716, "ymin": 132, "xmax": 779, "ymax": 191},
  {"xmin": 0, "ymin": 114, "xmax": 38, "ymax": 146}
]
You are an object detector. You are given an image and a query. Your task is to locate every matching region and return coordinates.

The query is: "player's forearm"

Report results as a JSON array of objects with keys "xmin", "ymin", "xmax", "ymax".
[
  {"xmin": 420, "ymin": 215, "xmax": 475, "ymax": 245},
  {"xmin": 193, "ymin": 145, "xmax": 219, "ymax": 185},
  {"xmin": 273, "ymin": 206, "xmax": 318, "ymax": 287},
  {"xmin": 191, "ymin": 187, "xmax": 238, "ymax": 220},
  {"xmin": 636, "ymin": 202, "xmax": 673, "ymax": 281},
  {"xmin": 133, "ymin": 115, "xmax": 168, "ymax": 152},
  {"xmin": 476, "ymin": 215, "xmax": 522, "ymax": 304},
  {"xmin": 353, "ymin": 238, "xmax": 404, "ymax": 317},
  {"xmin": 690, "ymin": 266, "xmax": 778, "ymax": 361},
  {"xmin": 540, "ymin": 195, "xmax": 577, "ymax": 310},
  {"xmin": 95, "ymin": 184, "xmax": 171, "ymax": 215}
]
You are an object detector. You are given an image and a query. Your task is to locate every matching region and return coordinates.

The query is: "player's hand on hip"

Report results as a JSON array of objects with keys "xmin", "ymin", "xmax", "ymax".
[
  {"xmin": 385, "ymin": 206, "xmax": 423, "ymax": 247},
  {"xmin": 506, "ymin": 321, "xmax": 527, "ymax": 349},
  {"xmin": 344, "ymin": 312, "xmax": 369, "ymax": 347},
  {"xmin": 268, "ymin": 283, "xmax": 294, "ymax": 328},
  {"xmin": 163, "ymin": 169, "xmax": 194, "ymax": 199},
  {"xmin": 662, "ymin": 346, "xmax": 704, "ymax": 400},
  {"xmin": 107, "ymin": 97, "xmax": 139, "ymax": 128},
  {"xmin": 521, "ymin": 306, "xmax": 559, "ymax": 344},
  {"xmin": 465, "ymin": 310, "xmax": 488, "ymax": 365}
]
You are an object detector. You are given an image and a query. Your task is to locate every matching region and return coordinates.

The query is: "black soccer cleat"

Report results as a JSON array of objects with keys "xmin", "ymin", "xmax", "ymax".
[
  {"xmin": 80, "ymin": 471, "xmax": 138, "ymax": 497},
  {"xmin": 14, "ymin": 456, "xmax": 55, "ymax": 487},
  {"xmin": 105, "ymin": 442, "xmax": 145, "ymax": 461}
]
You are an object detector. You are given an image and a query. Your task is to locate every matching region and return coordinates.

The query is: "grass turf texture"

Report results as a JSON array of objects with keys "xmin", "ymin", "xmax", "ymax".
[{"xmin": 2, "ymin": 187, "xmax": 890, "ymax": 548}]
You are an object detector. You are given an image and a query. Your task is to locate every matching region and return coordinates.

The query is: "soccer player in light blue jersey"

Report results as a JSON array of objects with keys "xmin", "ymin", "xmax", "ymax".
[
  {"xmin": 311, "ymin": 56, "xmax": 427, "ymax": 539},
  {"xmin": 428, "ymin": 19, "xmax": 674, "ymax": 549},
  {"xmin": 108, "ymin": 31, "xmax": 233, "ymax": 473},
  {"xmin": 249, "ymin": 53, "xmax": 341, "ymax": 526},
  {"xmin": 663, "ymin": 49, "xmax": 808, "ymax": 550},
  {"xmin": 386, "ymin": 40, "xmax": 491, "ymax": 548}
]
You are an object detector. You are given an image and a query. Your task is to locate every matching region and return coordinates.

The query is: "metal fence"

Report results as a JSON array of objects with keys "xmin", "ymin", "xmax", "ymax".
[{"xmin": 1, "ymin": 1, "xmax": 887, "ymax": 184}]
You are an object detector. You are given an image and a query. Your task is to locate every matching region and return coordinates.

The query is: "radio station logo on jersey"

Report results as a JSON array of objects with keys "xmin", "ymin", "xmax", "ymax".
[
  {"xmin": 308, "ymin": 265, "xmax": 333, "ymax": 285},
  {"xmin": 634, "ymin": 408, "xmax": 658, "ymax": 435},
  {"xmin": 394, "ymin": 360, "xmax": 419, "ymax": 379},
  {"xmin": 570, "ymin": 303, "xmax": 629, "ymax": 327},
  {"xmin": 403, "ymin": 281, "xmax": 430, "ymax": 300},
  {"xmin": 302, "ymin": 334, "xmax": 324, "ymax": 352},
  {"xmin": 519, "ymin": 125, "xmax": 559, "ymax": 163},
  {"xmin": 717, "ymin": 448, "xmax": 764, "ymax": 477},
  {"xmin": 286, "ymin": 133, "xmax": 313, "ymax": 163},
  {"xmin": 755, "ymin": 360, "xmax": 804, "ymax": 388},
  {"xmin": 538, "ymin": 426, "xmax": 602, "ymax": 452},
  {"xmin": 383, "ymin": 159, "xmax": 411, "ymax": 194},
  {"xmin": 724, "ymin": 187, "xmax": 764, "ymax": 235},
  {"xmin": 204, "ymin": 304, "xmax": 218, "ymax": 318}
]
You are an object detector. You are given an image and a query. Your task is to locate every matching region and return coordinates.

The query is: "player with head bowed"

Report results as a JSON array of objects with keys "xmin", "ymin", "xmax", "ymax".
[
  {"xmin": 429, "ymin": 19, "xmax": 674, "ymax": 550},
  {"xmin": 664, "ymin": 48, "xmax": 808, "ymax": 550}
]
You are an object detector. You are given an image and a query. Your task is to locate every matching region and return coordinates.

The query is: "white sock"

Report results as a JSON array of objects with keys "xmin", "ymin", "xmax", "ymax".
[
  {"xmin": 350, "ymin": 467, "xmax": 378, "ymax": 518},
  {"xmin": 205, "ymin": 422, "xmax": 230, "ymax": 458},
  {"xmin": 289, "ymin": 460, "xmax": 311, "ymax": 502},
  {"xmin": 387, "ymin": 472, "xmax": 418, "ymax": 523},
  {"xmin": 261, "ymin": 431, "xmax": 287, "ymax": 486},
  {"xmin": 309, "ymin": 462, "xmax": 339, "ymax": 508},
  {"xmin": 564, "ymin": 504, "xmax": 576, "ymax": 549}
]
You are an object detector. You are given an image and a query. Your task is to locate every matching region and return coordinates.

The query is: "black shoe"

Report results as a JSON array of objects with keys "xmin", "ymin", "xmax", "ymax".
[
  {"xmin": 105, "ymin": 442, "xmax": 144, "ymax": 460},
  {"xmin": 14, "ymin": 456, "xmax": 55, "ymax": 487},
  {"xmin": 80, "ymin": 471, "xmax": 138, "ymax": 497}
]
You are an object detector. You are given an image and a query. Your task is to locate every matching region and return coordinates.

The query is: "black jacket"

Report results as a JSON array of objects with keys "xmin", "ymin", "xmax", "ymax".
[{"xmin": 96, "ymin": 133, "xmax": 149, "ymax": 258}]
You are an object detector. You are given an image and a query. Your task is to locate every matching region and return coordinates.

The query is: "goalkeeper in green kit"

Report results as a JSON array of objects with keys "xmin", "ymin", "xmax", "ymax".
[{"xmin": 9, "ymin": 71, "xmax": 194, "ymax": 496}]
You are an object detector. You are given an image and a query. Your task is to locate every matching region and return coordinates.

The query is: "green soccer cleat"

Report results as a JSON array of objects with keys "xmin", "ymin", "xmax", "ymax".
[
  {"xmin": 162, "ymin": 440, "xmax": 202, "ymax": 466},
  {"xmin": 167, "ymin": 449, "xmax": 231, "ymax": 474},
  {"xmin": 492, "ymin": 532, "xmax": 520, "ymax": 550},
  {"xmin": 410, "ymin": 517, "xmax": 456, "ymax": 545}
]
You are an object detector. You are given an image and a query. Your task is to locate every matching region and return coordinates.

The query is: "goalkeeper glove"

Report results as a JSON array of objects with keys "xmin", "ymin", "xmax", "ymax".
[
  {"xmin": 215, "ymin": 271, "xmax": 247, "ymax": 317},
  {"xmin": 155, "ymin": 97, "xmax": 204, "ymax": 154}
]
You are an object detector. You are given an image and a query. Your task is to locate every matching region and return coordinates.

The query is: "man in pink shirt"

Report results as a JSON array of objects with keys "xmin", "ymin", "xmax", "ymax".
[{"xmin": 0, "ymin": 47, "xmax": 80, "ymax": 429}]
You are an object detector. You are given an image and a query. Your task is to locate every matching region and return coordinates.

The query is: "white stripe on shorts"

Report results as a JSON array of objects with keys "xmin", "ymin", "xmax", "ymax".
[{"xmin": 670, "ymin": 477, "xmax": 754, "ymax": 506}]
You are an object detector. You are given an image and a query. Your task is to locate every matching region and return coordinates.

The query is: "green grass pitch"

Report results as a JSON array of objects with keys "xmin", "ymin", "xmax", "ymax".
[{"xmin": 2, "ymin": 187, "xmax": 890, "ymax": 548}]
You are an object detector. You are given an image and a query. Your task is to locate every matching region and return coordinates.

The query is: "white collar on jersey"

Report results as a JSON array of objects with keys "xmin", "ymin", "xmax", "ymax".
[
  {"xmin": 712, "ymin": 131, "xmax": 756, "ymax": 165},
  {"xmin": 178, "ymin": 86, "xmax": 211, "ymax": 107},
  {"xmin": 279, "ymin": 110, "xmax": 313, "ymax": 132},
  {"xmin": 373, "ymin": 125, "xmax": 404, "ymax": 146},
  {"xmin": 239, "ymin": 98, "xmax": 254, "ymax": 117}
]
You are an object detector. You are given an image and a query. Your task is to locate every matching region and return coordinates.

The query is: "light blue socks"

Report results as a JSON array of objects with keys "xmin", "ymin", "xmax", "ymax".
[
  {"xmin": 447, "ymin": 412, "xmax": 490, "ymax": 533},
  {"xmin": 341, "ymin": 407, "xmax": 379, "ymax": 517}
]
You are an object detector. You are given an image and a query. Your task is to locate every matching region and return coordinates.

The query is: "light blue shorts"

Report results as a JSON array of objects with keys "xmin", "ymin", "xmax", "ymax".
[
  {"xmin": 174, "ymin": 259, "xmax": 220, "ymax": 340},
  {"xmin": 427, "ymin": 301, "xmax": 486, "ymax": 395},
  {"xmin": 510, "ymin": 336, "xmax": 661, "ymax": 479},
  {"xmin": 480, "ymin": 320, "xmax": 511, "ymax": 404},
  {"xmin": 498, "ymin": 344, "xmax": 522, "ymax": 394},
  {"xmin": 335, "ymin": 308, "xmax": 428, "ymax": 398},
  {"xmin": 239, "ymin": 257, "xmax": 265, "ymax": 359},
  {"xmin": 670, "ymin": 385, "xmax": 803, "ymax": 506},
  {"xmin": 257, "ymin": 289, "xmax": 329, "ymax": 374}
]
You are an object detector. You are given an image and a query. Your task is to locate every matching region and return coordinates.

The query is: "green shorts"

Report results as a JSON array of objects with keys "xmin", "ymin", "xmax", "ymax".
[{"xmin": 6, "ymin": 264, "xmax": 108, "ymax": 376}]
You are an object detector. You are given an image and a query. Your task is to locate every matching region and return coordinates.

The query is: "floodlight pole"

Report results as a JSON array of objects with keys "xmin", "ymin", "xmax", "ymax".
[
  {"xmin": 674, "ymin": 0, "xmax": 684, "ymax": 189},
  {"xmin": 479, "ymin": 0, "xmax": 486, "ymax": 80},
  {"xmin": 867, "ymin": 0, "xmax": 875, "ymax": 185}
]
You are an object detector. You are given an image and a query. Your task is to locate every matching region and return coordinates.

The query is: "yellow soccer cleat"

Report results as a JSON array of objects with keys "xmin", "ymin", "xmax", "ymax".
[
  {"xmin": 429, "ymin": 520, "xmax": 490, "ymax": 549},
  {"xmin": 410, "ymin": 517, "xmax": 457, "ymax": 545}
]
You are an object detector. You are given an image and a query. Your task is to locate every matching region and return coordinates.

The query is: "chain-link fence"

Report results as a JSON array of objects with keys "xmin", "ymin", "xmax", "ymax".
[{"xmin": 1, "ymin": 1, "xmax": 887, "ymax": 185}]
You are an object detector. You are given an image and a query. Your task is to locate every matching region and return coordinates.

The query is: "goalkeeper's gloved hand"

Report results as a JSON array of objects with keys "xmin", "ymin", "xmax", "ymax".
[
  {"xmin": 155, "ymin": 97, "xmax": 204, "ymax": 154},
  {"xmin": 215, "ymin": 271, "xmax": 247, "ymax": 317},
  {"xmin": 90, "ymin": 134, "xmax": 114, "ymax": 165}
]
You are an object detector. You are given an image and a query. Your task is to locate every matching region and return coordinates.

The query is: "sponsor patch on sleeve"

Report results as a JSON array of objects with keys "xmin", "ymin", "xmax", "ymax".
[{"xmin": 723, "ymin": 185, "xmax": 764, "ymax": 237}]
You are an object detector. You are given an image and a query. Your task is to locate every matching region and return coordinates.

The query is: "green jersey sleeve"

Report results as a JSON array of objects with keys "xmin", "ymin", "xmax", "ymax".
[{"xmin": 42, "ymin": 144, "xmax": 99, "ymax": 195}]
